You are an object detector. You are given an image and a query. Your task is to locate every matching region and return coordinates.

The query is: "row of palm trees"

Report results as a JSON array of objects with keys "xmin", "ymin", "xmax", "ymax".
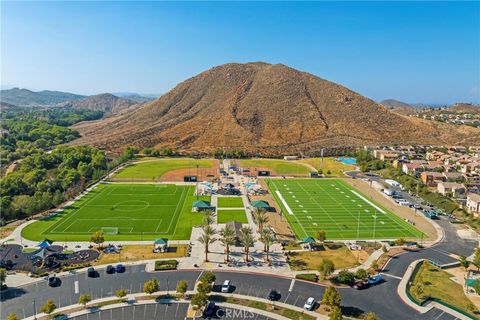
[{"xmin": 197, "ymin": 208, "xmax": 275, "ymax": 263}]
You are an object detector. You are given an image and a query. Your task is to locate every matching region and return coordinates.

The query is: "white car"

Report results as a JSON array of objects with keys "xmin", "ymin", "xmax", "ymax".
[
  {"xmin": 303, "ymin": 297, "xmax": 315, "ymax": 310},
  {"xmin": 221, "ymin": 280, "xmax": 230, "ymax": 293}
]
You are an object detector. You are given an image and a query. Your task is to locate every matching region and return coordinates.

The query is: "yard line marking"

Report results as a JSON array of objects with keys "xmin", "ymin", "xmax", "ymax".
[
  {"xmin": 276, "ymin": 191, "xmax": 294, "ymax": 215},
  {"xmin": 350, "ymin": 190, "xmax": 386, "ymax": 214}
]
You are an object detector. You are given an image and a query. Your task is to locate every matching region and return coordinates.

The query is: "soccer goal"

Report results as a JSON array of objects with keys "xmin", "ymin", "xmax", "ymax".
[{"xmin": 102, "ymin": 227, "xmax": 119, "ymax": 235}]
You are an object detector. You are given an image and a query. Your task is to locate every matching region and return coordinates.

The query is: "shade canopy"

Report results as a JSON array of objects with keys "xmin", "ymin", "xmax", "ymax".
[
  {"xmin": 301, "ymin": 236, "xmax": 316, "ymax": 244},
  {"xmin": 38, "ymin": 239, "xmax": 53, "ymax": 248},
  {"xmin": 251, "ymin": 200, "xmax": 270, "ymax": 208},
  {"xmin": 192, "ymin": 200, "xmax": 211, "ymax": 208},
  {"xmin": 154, "ymin": 238, "xmax": 168, "ymax": 245}
]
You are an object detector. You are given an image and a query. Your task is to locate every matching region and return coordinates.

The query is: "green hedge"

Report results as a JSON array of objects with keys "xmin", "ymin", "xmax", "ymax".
[
  {"xmin": 295, "ymin": 273, "xmax": 318, "ymax": 282},
  {"xmin": 154, "ymin": 259, "xmax": 178, "ymax": 271}
]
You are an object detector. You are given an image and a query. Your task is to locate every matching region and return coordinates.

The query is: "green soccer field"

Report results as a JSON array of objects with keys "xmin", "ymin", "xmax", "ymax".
[
  {"xmin": 267, "ymin": 178, "xmax": 422, "ymax": 240},
  {"xmin": 22, "ymin": 184, "xmax": 209, "ymax": 241}
]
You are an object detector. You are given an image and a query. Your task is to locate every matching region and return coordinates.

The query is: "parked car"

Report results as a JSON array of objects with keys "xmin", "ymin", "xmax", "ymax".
[
  {"xmin": 203, "ymin": 301, "xmax": 216, "ymax": 319},
  {"xmin": 267, "ymin": 289, "xmax": 280, "ymax": 301},
  {"xmin": 87, "ymin": 267, "xmax": 96, "ymax": 278},
  {"xmin": 115, "ymin": 264, "xmax": 125, "ymax": 273},
  {"xmin": 48, "ymin": 276, "xmax": 59, "ymax": 287},
  {"xmin": 353, "ymin": 280, "xmax": 370, "ymax": 290},
  {"xmin": 367, "ymin": 274, "xmax": 383, "ymax": 286},
  {"xmin": 221, "ymin": 280, "xmax": 230, "ymax": 293},
  {"xmin": 303, "ymin": 297, "xmax": 315, "ymax": 310},
  {"xmin": 106, "ymin": 265, "xmax": 115, "ymax": 274}
]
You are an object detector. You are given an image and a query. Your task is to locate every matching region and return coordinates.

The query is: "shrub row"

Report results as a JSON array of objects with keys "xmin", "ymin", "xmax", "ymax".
[
  {"xmin": 154, "ymin": 260, "xmax": 178, "ymax": 271},
  {"xmin": 295, "ymin": 273, "xmax": 318, "ymax": 282}
]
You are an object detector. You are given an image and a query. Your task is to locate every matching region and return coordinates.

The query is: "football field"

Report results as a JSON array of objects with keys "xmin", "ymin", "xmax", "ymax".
[
  {"xmin": 22, "ymin": 184, "xmax": 207, "ymax": 241},
  {"xmin": 267, "ymin": 178, "xmax": 422, "ymax": 240}
]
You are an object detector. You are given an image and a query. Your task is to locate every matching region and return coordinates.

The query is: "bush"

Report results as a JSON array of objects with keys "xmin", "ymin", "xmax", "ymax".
[
  {"xmin": 176, "ymin": 280, "xmax": 188, "ymax": 295},
  {"xmin": 143, "ymin": 278, "xmax": 159, "ymax": 294},
  {"xmin": 337, "ymin": 270, "xmax": 355, "ymax": 286},
  {"xmin": 154, "ymin": 260, "xmax": 178, "ymax": 271},
  {"xmin": 355, "ymin": 268, "xmax": 368, "ymax": 281},
  {"xmin": 191, "ymin": 292, "xmax": 208, "ymax": 310},
  {"xmin": 394, "ymin": 238, "xmax": 406, "ymax": 246},
  {"xmin": 197, "ymin": 281, "xmax": 212, "ymax": 294},
  {"xmin": 295, "ymin": 273, "xmax": 318, "ymax": 282}
]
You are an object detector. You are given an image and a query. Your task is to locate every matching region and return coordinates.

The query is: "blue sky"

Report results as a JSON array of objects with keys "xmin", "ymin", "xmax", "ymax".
[{"xmin": 1, "ymin": 1, "xmax": 479, "ymax": 104}]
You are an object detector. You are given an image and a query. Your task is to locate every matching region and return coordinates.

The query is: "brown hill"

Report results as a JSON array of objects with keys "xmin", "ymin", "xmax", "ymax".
[
  {"xmin": 63, "ymin": 93, "xmax": 138, "ymax": 116},
  {"xmin": 72, "ymin": 62, "xmax": 480, "ymax": 155}
]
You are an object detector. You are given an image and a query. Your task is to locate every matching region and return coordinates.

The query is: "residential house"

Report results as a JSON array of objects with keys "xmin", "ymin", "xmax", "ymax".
[
  {"xmin": 402, "ymin": 162, "xmax": 424, "ymax": 176},
  {"xmin": 437, "ymin": 182, "xmax": 466, "ymax": 198},
  {"xmin": 426, "ymin": 151, "xmax": 446, "ymax": 161},
  {"xmin": 466, "ymin": 193, "xmax": 480, "ymax": 217},
  {"xmin": 420, "ymin": 172, "xmax": 446, "ymax": 187},
  {"xmin": 442, "ymin": 172, "xmax": 464, "ymax": 182}
]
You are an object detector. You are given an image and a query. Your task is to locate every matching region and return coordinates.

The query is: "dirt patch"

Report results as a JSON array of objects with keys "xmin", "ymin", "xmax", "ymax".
[
  {"xmin": 159, "ymin": 160, "xmax": 220, "ymax": 182},
  {"xmin": 93, "ymin": 244, "xmax": 188, "ymax": 265},
  {"xmin": 343, "ymin": 177, "xmax": 437, "ymax": 240}
]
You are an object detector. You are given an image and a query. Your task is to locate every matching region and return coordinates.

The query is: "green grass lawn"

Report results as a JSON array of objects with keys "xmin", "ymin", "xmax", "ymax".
[
  {"xmin": 300, "ymin": 157, "xmax": 355, "ymax": 176},
  {"xmin": 409, "ymin": 261, "xmax": 478, "ymax": 318},
  {"xmin": 22, "ymin": 184, "xmax": 210, "ymax": 241},
  {"xmin": 217, "ymin": 197, "xmax": 244, "ymax": 208},
  {"xmin": 217, "ymin": 210, "xmax": 248, "ymax": 223},
  {"xmin": 266, "ymin": 178, "xmax": 422, "ymax": 240},
  {"xmin": 112, "ymin": 158, "xmax": 213, "ymax": 181},
  {"xmin": 238, "ymin": 159, "xmax": 312, "ymax": 176}
]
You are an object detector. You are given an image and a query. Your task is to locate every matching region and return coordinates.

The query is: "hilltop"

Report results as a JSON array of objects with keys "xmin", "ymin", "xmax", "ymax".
[
  {"xmin": 0, "ymin": 88, "xmax": 86, "ymax": 106},
  {"xmin": 60, "ymin": 93, "xmax": 138, "ymax": 115},
  {"xmin": 72, "ymin": 62, "xmax": 480, "ymax": 155}
]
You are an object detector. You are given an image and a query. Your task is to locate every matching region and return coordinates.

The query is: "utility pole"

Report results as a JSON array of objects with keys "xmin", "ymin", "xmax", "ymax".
[
  {"xmin": 320, "ymin": 148, "xmax": 324, "ymax": 174},
  {"xmin": 196, "ymin": 164, "xmax": 199, "ymax": 200}
]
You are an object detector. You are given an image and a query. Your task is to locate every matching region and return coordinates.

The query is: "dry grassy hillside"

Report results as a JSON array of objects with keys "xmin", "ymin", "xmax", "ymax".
[{"xmin": 72, "ymin": 62, "xmax": 480, "ymax": 155}]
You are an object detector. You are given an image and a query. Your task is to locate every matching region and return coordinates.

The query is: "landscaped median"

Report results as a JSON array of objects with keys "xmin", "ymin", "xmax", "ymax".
[
  {"xmin": 399, "ymin": 259, "xmax": 479, "ymax": 320},
  {"xmin": 16, "ymin": 291, "xmax": 325, "ymax": 320}
]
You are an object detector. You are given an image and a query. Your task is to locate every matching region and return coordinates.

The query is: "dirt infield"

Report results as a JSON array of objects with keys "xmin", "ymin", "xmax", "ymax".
[
  {"xmin": 159, "ymin": 160, "xmax": 220, "ymax": 182},
  {"xmin": 343, "ymin": 177, "xmax": 438, "ymax": 240}
]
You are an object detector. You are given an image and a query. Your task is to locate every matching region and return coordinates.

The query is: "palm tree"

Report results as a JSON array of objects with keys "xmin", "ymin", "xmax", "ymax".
[
  {"xmin": 239, "ymin": 226, "xmax": 255, "ymax": 263},
  {"xmin": 198, "ymin": 225, "xmax": 217, "ymax": 262},
  {"xmin": 219, "ymin": 225, "xmax": 236, "ymax": 262},
  {"xmin": 253, "ymin": 208, "xmax": 269, "ymax": 234},
  {"xmin": 260, "ymin": 229, "xmax": 275, "ymax": 262},
  {"xmin": 203, "ymin": 210, "xmax": 215, "ymax": 226}
]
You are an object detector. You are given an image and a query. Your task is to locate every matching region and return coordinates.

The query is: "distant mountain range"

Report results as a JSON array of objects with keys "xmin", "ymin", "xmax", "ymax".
[
  {"xmin": 71, "ymin": 62, "xmax": 480, "ymax": 155},
  {"xmin": 0, "ymin": 88, "xmax": 158, "ymax": 116}
]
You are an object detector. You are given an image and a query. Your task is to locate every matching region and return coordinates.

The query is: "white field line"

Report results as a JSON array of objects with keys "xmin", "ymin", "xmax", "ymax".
[
  {"xmin": 275, "ymin": 191, "xmax": 294, "ymax": 215},
  {"xmin": 350, "ymin": 190, "xmax": 386, "ymax": 214}
]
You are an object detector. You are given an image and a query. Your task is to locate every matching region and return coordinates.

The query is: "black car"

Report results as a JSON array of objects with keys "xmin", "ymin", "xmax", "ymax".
[
  {"xmin": 353, "ymin": 281, "xmax": 370, "ymax": 290},
  {"xmin": 203, "ymin": 301, "xmax": 216, "ymax": 319},
  {"xmin": 87, "ymin": 267, "xmax": 96, "ymax": 278},
  {"xmin": 106, "ymin": 265, "xmax": 115, "ymax": 274},
  {"xmin": 48, "ymin": 276, "xmax": 59, "ymax": 287},
  {"xmin": 267, "ymin": 289, "xmax": 280, "ymax": 301},
  {"xmin": 115, "ymin": 264, "xmax": 125, "ymax": 273}
]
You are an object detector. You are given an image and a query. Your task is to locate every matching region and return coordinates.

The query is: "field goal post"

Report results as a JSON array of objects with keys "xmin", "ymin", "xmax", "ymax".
[{"xmin": 102, "ymin": 227, "xmax": 119, "ymax": 235}]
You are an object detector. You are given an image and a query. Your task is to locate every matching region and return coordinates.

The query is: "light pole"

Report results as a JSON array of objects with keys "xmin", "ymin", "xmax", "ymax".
[
  {"xmin": 196, "ymin": 164, "xmax": 199, "ymax": 200},
  {"xmin": 372, "ymin": 215, "xmax": 377, "ymax": 247},
  {"xmin": 356, "ymin": 210, "xmax": 361, "ymax": 263},
  {"xmin": 33, "ymin": 299, "xmax": 37, "ymax": 320}
]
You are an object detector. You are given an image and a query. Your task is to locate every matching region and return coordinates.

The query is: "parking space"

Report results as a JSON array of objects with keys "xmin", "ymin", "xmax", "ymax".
[{"xmin": 72, "ymin": 303, "xmax": 189, "ymax": 320}]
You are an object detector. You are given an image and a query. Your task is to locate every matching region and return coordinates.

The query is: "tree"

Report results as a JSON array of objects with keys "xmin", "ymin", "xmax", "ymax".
[
  {"xmin": 202, "ymin": 210, "xmax": 215, "ymax": 226},
  {"xmin": 260, "ymin": 229, "xmax": 275, "ymax": 262},
  {"xmin": 370, "ymin": 261, "xmax": 379, "ymax": 272},
  {"xmin": 252, "ymin": 208, "xmax": 269, "ymax": 234},
  {"xmin": 198, "ymin": 225, "xmax": 217, "ymax": 262},
  {"xmin": 191, "ymin": 292, "xmax": 208, "ymax": 310},
  {"xmin": 318, "ymin": 259, "xmax": 335, "ymax": 279},
  {"xmin": 176, "ymin": 280, "xmax": 188, "ymax": 297},
  {"xmin": 143, "ymin": 278, "xmax": 159, "ymax": 294},
  {"xmin": 41, "ymin": 299, "xmax": 56, "ymax": 315},
  {"xmin": 90, "ymin": 230, "xmax": 104, "ymax": 246},
  {"xmin": 329, "ymin": 305, "xmax": 343, "ymax": 320},
  {"xmin": 6, "ymin": 314, "xmax": 18, "ymax": 320},
  {"xmin": 115, "ymin": 289, "xmax": 128, "ymax": 298},
  {"xmin": 199, "ymin": 271, "xmax": 216, "ymax": 284},
  {"xmin": 355, "ymin": 268, "xmax": 368, "ymax": 281},
  {"xmin": 473, "ymin": 247, "xmax": 480, "ymax": 270},
  {"xmin": 322, "ymin": 286, "xmax": 341, "ymax": 309},
  {"xmin": 239, "ymin": 226, "xmax": 255, "ymax": 262},
  {"xmin": 316, "ymin": 230, "xmax": 327, "ymax": 245},
  {"xmin": 197, "ymin": 281, "xmax": 212, "ymax": 294},
  {"xmin": 78, "ymin": 294, "xmax": 91, "ymax": 307},
  {"xmin": 337, "ymin": 270, "xmax": 355, "ymax": 286},
  {"xmin": 363, "ymin": 312, "xmax": 379, "ymax": 320},
  {"xmin": 219, "ymin": 225, "xmax": 235, "ymax": 262},
  {"xmin": 459, "ymin": 255, "xmax": 470, "ymax": 271}
]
